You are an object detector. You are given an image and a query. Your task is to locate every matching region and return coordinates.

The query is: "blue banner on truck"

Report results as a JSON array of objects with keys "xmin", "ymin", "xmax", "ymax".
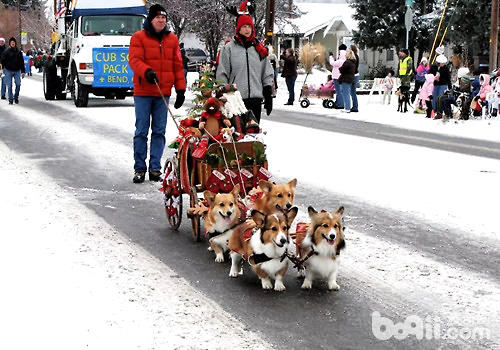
[{"xmin": 92, "ymin": 47, "xmax": 133, "ymax": 88}]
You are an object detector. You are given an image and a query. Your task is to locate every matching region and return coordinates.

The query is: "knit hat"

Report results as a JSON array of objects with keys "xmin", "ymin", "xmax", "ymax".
[
  {"xmin": 338, "ymin": 44, "xmax": 347, "ymax": 51},
  {"xmin": 420, "ymin": 57, "xmax": 428, "ymax": 63},
  {"xmin": 436, "ymin": 54, "xmax": 447, "ymax": 64},
  {"xmin": 399, "ymin": 48, "xmax": 409, "ymax": 56},
  {"xmin": 435, "ymin": 46, "xmax": 445, "ymax": 55},
  {"xmin": 147, "ymin": 4, "xmax": 167, "ymax": 23},
  {"xmin": 236, "ymin": 14, "xmax": 254, "ymax": 34},
  {"xmin": 8, "ymin": 37, "xmax": 16, "ymax": 45}
]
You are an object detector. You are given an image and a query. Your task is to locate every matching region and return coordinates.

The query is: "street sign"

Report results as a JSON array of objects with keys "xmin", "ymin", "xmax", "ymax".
[
  {"xmin": 405, "ymin": 7, "xmax": 413, "ymax": 31},
  {"xmin": 405, "ymin": 0, "xmax": 414, "ymax": 6},
  {"xmin": 21, "ymin": 32, "xmax": 28, "ymax": 45}
]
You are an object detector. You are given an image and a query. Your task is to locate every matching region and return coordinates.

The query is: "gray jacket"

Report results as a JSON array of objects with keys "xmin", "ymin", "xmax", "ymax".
[{"xmin": 216, "ymin": 39, "xmax": 274, "ymax": 100}]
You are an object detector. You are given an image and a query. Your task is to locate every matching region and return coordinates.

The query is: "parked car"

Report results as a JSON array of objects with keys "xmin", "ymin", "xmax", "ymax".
[{"xmin": 185, "ymin": 48, "xmax": 209, "ymax": 71}]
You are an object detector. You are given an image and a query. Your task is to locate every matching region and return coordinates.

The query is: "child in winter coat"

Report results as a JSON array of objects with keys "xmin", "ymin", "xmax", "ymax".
[
  {"xmin": 473, "ymin": 74, "xmax": 493, "ymax": 116},
  {"xmin": 487, "ymin": 92, "xmax": 500, "ymax": 117},
  {"xmin": 382, "ymin": 71, "xmax": 394, "ymax": 104},
  {"xmin": 417, "ymin": 73, "xmax": 435, "ymax": 118},
  {"xmin": 320, "ymin": 74, "xmax": 334, "ymax": 90}
]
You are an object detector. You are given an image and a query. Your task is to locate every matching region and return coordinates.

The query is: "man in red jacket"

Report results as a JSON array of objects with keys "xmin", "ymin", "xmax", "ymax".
[{"xmin": 129, "ymin": 4, "xmax": 186, "ymax": 183}]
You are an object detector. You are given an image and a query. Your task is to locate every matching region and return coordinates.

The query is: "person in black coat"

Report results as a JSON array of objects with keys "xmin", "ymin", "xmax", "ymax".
[
  {"xmin": 0, "ymin": 37, "xmax": 25, "ymax": 104},
  {"xmin": 349, "ymin": 44, "xmax": 360, "ymax": 112},
  {"xmin": 338, "ymin": 50, "xmax": 356, "ymax": 113},
  {"xmin": 280, "ymin": 48, "xmax": 298, "ymax": 105},
  {"xmin": 0, "ymin": 37, "xmax": 6, "ymax": 99}
]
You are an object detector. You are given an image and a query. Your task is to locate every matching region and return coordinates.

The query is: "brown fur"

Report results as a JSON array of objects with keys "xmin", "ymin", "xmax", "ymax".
[
  {"xmin": 229, "ymin": 207, "xmax": 298, "ymax": 266},
  {"xmin": 253, "ymin": 179, "xmax": 297, "ymax": 215},
  {"xmin": 204, "ymin": 184, "xmax": 241, "ymax": 262},
  {"xmin": 304, "ymin": 206, "xmax": 345, "ymax": 257}
]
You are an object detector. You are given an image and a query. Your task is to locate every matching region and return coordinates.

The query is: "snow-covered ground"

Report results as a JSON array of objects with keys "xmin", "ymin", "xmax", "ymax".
[
  {"xmin": 1, "ymin": 73, "xmax": 499, "ymax": 348},
  {"xmin": 0, "ymin": 140, "xmax": 271, "ymax": 350}
]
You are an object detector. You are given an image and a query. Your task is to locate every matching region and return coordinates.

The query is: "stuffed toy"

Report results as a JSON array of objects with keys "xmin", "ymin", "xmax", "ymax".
[
  {"xmin": 193, "ymin": 97, "xmax": 232, "ymax": 159},
  {"xmin": 217, "ymin": 84, "xmax": 260, "ymax": 137}
]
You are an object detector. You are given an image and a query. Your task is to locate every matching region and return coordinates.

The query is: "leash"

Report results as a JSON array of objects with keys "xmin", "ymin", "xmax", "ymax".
[{"xmin": 155, "ymin": 81, "xmax": 182, "ymax": 131}]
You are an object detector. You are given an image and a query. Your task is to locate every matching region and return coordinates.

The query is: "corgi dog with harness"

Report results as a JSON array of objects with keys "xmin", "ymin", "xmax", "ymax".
[
  {"xmin": 252, "ymin": 179, "xmax": 297, "ymax": 214},
  {"xmin": 204, "ymin": 184, "xmax": 243, "ymax": 263},
  {"xmin": 228, "ymin": 208, "xmax": 298, "ymax": 291},
  {"xmin": 297, "ymin": 206, "xmax": 346, "ymax": 290}
]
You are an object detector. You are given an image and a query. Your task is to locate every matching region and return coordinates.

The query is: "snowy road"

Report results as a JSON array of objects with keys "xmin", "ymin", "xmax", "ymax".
[{"xmin": 0, "ymin": 75, "xmax": 499, "ymax": 349}]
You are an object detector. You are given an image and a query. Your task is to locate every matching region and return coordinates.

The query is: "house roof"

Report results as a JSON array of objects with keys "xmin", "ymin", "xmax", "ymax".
[{"xmin": 275, "ymin": 2, "xmax": 357, "ymax": 37}]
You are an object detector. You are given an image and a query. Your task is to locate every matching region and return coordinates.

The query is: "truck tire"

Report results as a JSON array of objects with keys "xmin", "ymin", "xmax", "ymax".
[
  {"xmin": 56, "ymin": 77, "xmax": 67, "ymax": 100},
  {"xmin": 43, "ymin": 67, "xmax": 57, "ymax": 101},
  {"xmin": 71, "ymin": 72, "xmax": 89, "ymax": 108}
]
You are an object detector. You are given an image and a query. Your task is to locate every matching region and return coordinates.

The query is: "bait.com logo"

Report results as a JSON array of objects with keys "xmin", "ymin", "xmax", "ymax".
[{"xmin": 371, "ymin": 312, "xmax": 490, "ymax": 341}]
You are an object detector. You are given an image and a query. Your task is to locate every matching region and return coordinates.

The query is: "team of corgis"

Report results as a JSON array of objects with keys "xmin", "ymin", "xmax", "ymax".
[{"xmin": 202, "ymin": 179, "xmax": 346, "ymax": 292}]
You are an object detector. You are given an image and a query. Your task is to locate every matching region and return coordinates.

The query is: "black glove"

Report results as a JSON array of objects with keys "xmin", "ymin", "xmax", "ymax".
[
  {"xmin": 174, "ymin": 90, "xmax": 185, "ymax": 109},
  {"xmin": 263, "ymin": 85, "xmax": 273, "ymax": 116},
  {"xmin": 145, "ymin": 69, "xmax": 158, "ymax": 84}
]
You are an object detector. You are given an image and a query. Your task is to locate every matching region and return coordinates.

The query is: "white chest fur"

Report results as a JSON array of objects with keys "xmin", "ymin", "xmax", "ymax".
[
  {"xmin": 306, "ymin": 254, "xmax": 339, "ymax": 278},
  {"xmin": 211, "ymin": 230, "xmax": 233, "ymax": 251}
]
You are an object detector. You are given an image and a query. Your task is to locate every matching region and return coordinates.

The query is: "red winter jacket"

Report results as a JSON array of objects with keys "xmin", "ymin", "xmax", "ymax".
[{"xmin": 129, "ymin": 29, "xmax": 186, "ymax": 97}]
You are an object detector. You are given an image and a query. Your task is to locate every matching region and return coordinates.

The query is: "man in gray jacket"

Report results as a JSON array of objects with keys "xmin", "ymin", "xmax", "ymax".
[{"xmin": 216, "ymin": 13, "xmax": 274, "ymax": 123}]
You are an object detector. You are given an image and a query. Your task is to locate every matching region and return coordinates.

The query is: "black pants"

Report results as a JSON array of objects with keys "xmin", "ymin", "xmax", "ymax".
[
  {"xmin": 411, "ymin": 80, "xmax": 424, "ymax": 102},
  {"xmin": 425, "ymin": 100, "xmax": 433, "ymax": 118},
  {"xmin": 243, "ymin": 98, "xmax": 263, "ymax": 123},
  {"xmin": 441, "ymin": 96, "xmax": 456, "ymax": 118}
]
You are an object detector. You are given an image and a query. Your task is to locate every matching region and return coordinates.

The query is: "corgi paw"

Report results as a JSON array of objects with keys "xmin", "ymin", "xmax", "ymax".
[
  {"xmin": 261, "ymin": 279, "xmax": 273, "ymax": 290},
  {"xmin": 301, "ymin": 280, "xmax": 312, "ymax": 289},
  {"xmin": 229, "ymin": 268, "xmax": 239, "ymax": 278},
  {"xmin": 274, "ymin": 281, "xmax": 286, "ymax": 291},
  {"xmin": 215, "ymin": 254, "xmax": 224, "ymax": 263},
  {"xmin": 207, "ymin": 246, "xmax": 213, "ymax": 251},
  {"xmin": 328, "ymin": 282, "xmax": 340, "ymax": 291}
]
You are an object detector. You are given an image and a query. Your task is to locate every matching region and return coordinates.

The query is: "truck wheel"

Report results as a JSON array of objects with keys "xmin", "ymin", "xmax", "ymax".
[
  {"xmin": 71, "ymin": 72, "xmax": 89, "ymax": 108},
  {"xmin": 56, "ymin": 77, "xmax": 66, "ymax": 100},
  {"xmin": 43, "ymin": 67, "xmax": 56, "ymax": 101}
]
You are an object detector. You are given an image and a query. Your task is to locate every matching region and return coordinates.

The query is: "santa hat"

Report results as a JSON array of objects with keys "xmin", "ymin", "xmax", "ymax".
[
  {"xmin": 238, "ymin": 0, "xmax": 251, "ymax": 14},
  {"xmin": 147, "ymin": 4, "xmax": 167, "ymax": 23},
  {"xmin": 0, "ymin": 37, "xmax": 5, "ymax": 43}
]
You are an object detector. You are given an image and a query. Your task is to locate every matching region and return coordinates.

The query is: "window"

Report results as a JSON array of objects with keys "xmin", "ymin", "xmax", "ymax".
[
  {"xmin": 386, "ymin": 49, "xmax": 394, "ymax": 61},
  {"xmin": 81, "ymin": 15, "xmax": 144, "ymax": 36}
]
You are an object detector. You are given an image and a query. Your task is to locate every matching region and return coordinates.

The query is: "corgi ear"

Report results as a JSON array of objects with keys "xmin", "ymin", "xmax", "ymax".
[
  {"xmin": 251, "ymin": 209, "xmax": 266, "ymax": 227},
  {"xmin": 286, "ymin": 207, "xmax": 298, "ymax": 226},
  {"xmin": 335, "ymin": 206, "xmax": 345, "ymax": 215},
  {"xmin": 258, "ymin": 180, "xmax": 273, "ymax": 193},
  {"xmin": 204, "ymin": 190, "xmax": 216, "ymax": 206},
  {"xmin": 308, "ymin": 206, "xmax": 317, "ymax": 218},
  {"xmin": 287, "ymin": 178, "xmax": 297, "ymax": 189},
  {"xmin": 231, "ymin": 184, "xmax": 241, "ymax": 198}
]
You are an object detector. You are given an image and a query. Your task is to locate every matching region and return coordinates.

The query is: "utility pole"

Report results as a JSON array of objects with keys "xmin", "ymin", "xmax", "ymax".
[
  {"xmin": 18, "ymin": 0, "xmax": 22, "ymax": 49},
  {"xmin": 265, "ymin": 0, "xmax": 276, "ymax": 45},
  {"xmin": 490, "ymin": 0, "xmax": 499, "ymax": 70}
]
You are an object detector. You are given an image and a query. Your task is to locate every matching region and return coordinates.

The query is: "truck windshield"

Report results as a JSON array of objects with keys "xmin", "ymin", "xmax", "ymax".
[{"xmin": 81, "ymin": 15, "xmax": 144, "ymax": 36}]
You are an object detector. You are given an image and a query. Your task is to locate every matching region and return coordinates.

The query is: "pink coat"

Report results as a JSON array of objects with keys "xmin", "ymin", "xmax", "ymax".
[
  {"xmin": 479, "ymin": 74, "xmax": 493, "ymax": 99},
  {"xmin": 418, "ymin": 74, "xmax": 435, "ymax": 102},
  {"xmin": 329, "ymin": 50, "xmax": 346, "ymax": 80}
]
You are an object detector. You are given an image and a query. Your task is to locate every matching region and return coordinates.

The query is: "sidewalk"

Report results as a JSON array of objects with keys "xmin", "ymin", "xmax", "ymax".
[{"xmin": 0, "ymin": 141, "xmax": 270, "ymax": 350}]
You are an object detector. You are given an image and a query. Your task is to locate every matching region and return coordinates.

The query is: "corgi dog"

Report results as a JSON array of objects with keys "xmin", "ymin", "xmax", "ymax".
[
  {"xmin": 252, "ymin": 179, "xmax": 297, "ymax": 214},
  {"xmin": 228, "ymin": 207, "xmax": 298, "ymax": 291},
  {"xmin": 297, "ymin": 206, "xmax": 346, "ymax": 290},
  {"xmin": 204, "ymin": 184, "xmax": 242, "ymax": 263}
]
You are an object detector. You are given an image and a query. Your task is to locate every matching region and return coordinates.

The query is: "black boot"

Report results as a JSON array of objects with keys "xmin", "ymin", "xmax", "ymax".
[
  {"xmin": 133, "ymin": 172, "xmax": 145, "ymax": 183},
  {"xmin": 149, "ymin": 171, "xmax": 162, "ymax": 182}
]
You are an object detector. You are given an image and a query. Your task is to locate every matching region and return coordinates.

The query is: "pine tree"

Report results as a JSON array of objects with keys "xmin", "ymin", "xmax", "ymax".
[
  {"xmin": 349, "ymin": 0, "xmax": 435, "ymax": 57},
  {"xmin": 445, "ymin": 0, "xmax": 492, "ymax": 56}
]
